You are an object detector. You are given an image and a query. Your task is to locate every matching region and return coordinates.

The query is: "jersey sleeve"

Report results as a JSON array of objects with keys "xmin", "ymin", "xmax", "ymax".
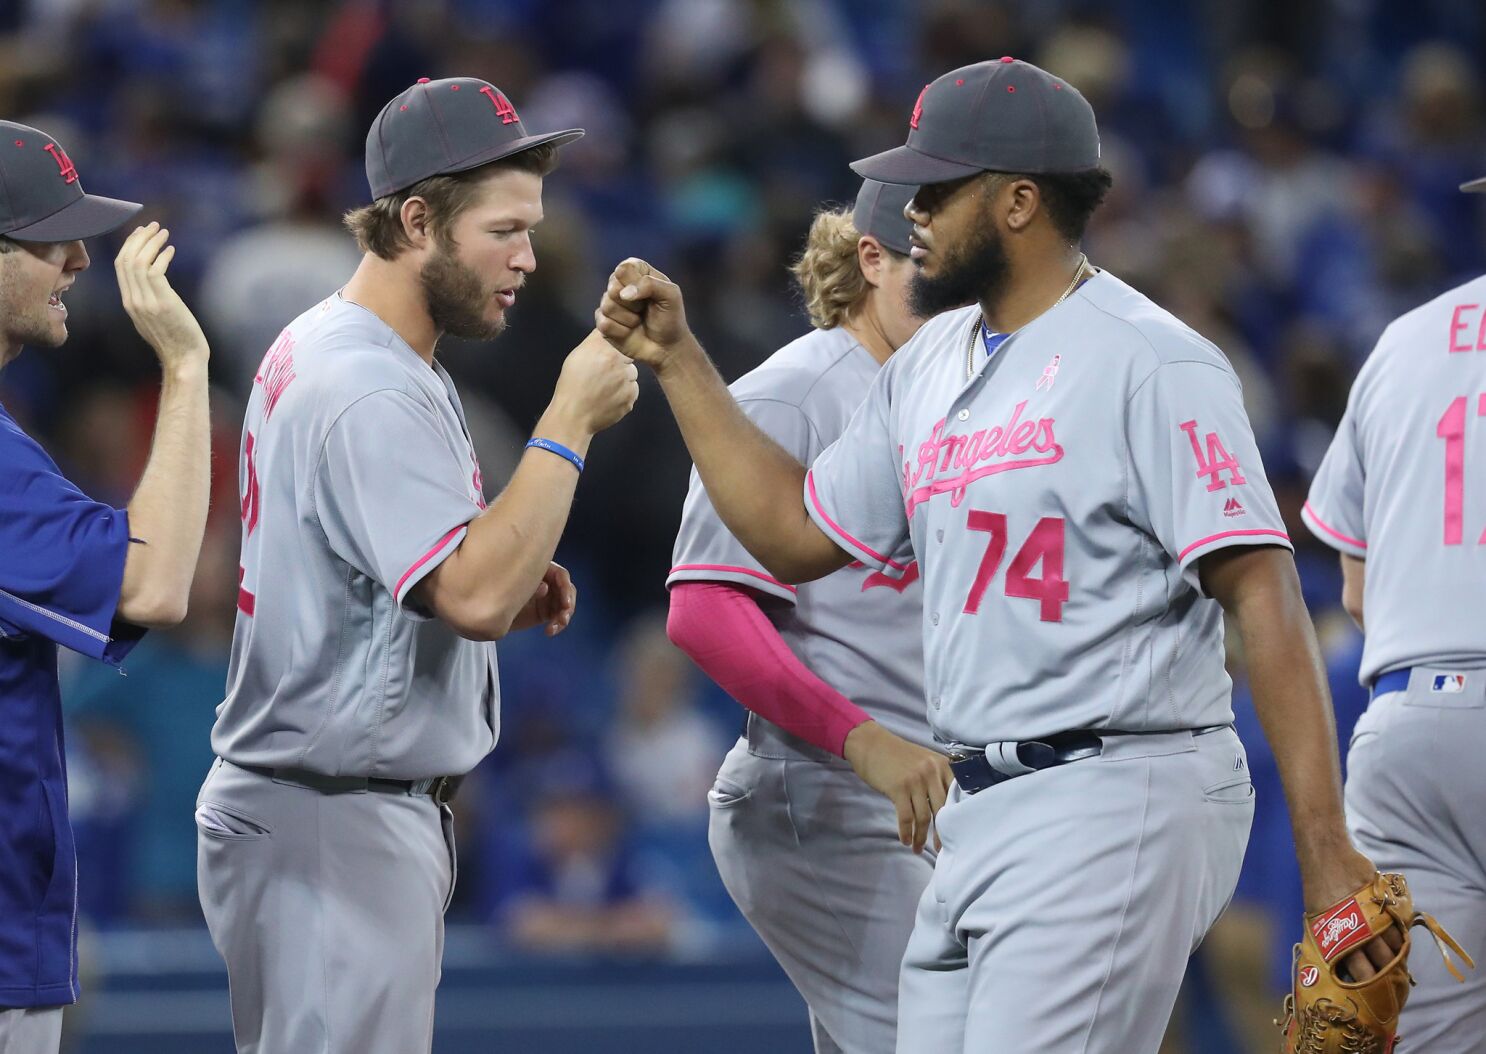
[
  {"xmin": 1125, "ymin": 360, "xmax": 1292, "ymax": 591},
  {"xmin": 313, "ymin": 389, "xmax": 484, "ymax": 616},
  {"xmin": 668, "ymin": 398, "xmax": 818, "ymax": 603},
  {"xmin": 803, "ymin": 367, "xmax": 913, "ymax": 572},
  {"xmin": 0, "ymin": 414, "xmax": 142, "ymax": 664},
  {"xmin": 1302, "ymin": 394, "xmax": 1367, "ymax": 558}
]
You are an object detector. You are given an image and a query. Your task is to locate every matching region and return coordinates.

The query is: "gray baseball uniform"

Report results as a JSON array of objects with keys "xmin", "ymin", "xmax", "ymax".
[
  {"xmin": 806, "ymin": 272, "xmax": 1274, "ymax": 1053},
  {"xmin": 1305, "ymin": 274, "xmax": 1486, "ymax": 1051},
  {"xmin": 670, "ymin": 325, "xmax": 934, "ymax": 1054},
  {"xmin": 198, "ymin": 293, "xmax": 494, "ymax": 1054}
]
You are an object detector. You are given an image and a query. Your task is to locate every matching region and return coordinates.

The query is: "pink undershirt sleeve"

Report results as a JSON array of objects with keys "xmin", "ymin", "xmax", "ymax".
[{"xmin": 667, "ymin": 580, "xmax": 873, "ymax": 758}]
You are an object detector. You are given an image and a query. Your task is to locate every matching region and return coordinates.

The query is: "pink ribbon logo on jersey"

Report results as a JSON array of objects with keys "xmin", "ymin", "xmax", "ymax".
[
  {"xmin": 902, "ymin": 400, "xmax": 1063, "ymax": 516},
  {"xmin": 1035, "ymin": 354, "xmax": 1061, "ymax": 391}
]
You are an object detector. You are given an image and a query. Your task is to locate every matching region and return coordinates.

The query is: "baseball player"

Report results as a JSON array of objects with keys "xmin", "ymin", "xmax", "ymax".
[
  {"xmin": 0, "ymin": 122, "xmax": 212, "ymax": 1052},
  {"xmin": 1301, "ymin": 172, "xmax": 1486, "ymax": 1050},
  {"xmin": 667, "ymin": 179, "xmax": 949, "ymax": 1054},
  {"xmin": 195, "ymin": 79, "xmax": 638, "ymax": 1054},
  {"xmin": 598, "ymin": 58, "xmax": 1397, "ymax": 1053}
]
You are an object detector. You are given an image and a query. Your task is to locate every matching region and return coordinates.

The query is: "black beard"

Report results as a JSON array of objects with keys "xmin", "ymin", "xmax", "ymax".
[
  {"xmin": 420, "ymin": 243, "xmax": 506, "ymax": 342},
  {"xmin": 908, "ymin": 223, "xmax": 1010, "ymax": 317}
]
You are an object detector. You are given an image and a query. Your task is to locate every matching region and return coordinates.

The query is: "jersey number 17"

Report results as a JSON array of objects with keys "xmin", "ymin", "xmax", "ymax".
[{"xmin": 1436, "ymin": 394, "xmax": 1486, "ymax": 545}]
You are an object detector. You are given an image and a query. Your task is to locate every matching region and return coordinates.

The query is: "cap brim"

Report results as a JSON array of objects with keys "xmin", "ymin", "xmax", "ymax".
[
  {"xmin": 1462, "ymin": 176, "xmax": 1486, "ymax": 193},
  {"xmin": 6, "ymin": 192, "xmax": 143, "ymax": 241},
  {"xmin": 443, "ymin": 128, "xmax": 586, "ymax": 179},
  {"xmin": 850, "ymin": 145, "xmax": 984, "ymax": 186}
]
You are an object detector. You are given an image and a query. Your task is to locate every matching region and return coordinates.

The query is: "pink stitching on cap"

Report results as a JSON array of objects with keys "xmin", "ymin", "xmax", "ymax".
[
  {"xmin": 1177, "ymin": 528, "xmax": 1290, "ymax": 563},
  {"xmin": 395, "ymin": 525, "xmax": 464, "ymax": 599},
  {"xmin": 417, "ymin": 77, "xmax": 431, "ymax": 84},
  {"xmin": 669, "ymin": 564, "xmax": 798, "ymax": 593},
  {"xmin": 1000, "ymin": 56, "xmax": 1015, "ymax": 63},
  {"xmin": 1302, "ymin": 501, "xmax": 1367, "ymax": 550},
  {"xmin": 806, "ymin": 471, "xmax": 911, "ymax": 571}
]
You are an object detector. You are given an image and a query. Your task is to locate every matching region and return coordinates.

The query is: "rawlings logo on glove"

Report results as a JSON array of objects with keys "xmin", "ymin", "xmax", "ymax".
[{"xmin": 1278, "ymin": 872, "xmax": 1473, "ymax": 1054}]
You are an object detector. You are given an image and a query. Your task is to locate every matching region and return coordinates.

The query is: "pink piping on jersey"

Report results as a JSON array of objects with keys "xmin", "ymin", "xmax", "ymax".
[
  {"xmin": 394, "ymin": 525, "xmax": 464, "ymax": 599},
  {"xmin": 805, "ymin": 470, "xmax": 911, "ymax": 572},
  {"xmin": 668, "ymin": 564, "xmax": 798, "ymax": 594},
  {"xmin": 1301, "ymin": 502, "xmax": 1367, "ymax": 551},
  {"xmin": 1177, "ymin": 528, "xmax": 1291, "ymax": 564}
]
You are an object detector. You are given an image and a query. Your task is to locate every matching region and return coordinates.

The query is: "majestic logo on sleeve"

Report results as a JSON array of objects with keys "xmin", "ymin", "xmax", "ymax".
[
  {"xmin": 903, "ymin": 401, "xmax": 1063, "ymax": 516},
  {"xmin": 1179, "ymin": 419, "xmax": 1246, "ymax": 491}
]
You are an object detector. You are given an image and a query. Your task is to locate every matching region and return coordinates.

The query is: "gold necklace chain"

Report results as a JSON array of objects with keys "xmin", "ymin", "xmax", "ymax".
[{"xmin": 964, "ymin": 254, "xmax": 1091, "ymax": 381}]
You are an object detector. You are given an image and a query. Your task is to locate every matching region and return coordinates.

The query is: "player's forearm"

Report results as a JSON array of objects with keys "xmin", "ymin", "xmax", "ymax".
[
  {"xmin": 668, "ymin": 581, "xmax": 871, "ymax": 755},
  {"xmin": 435, "ymin": 408, "xmax": 588, "ymax": 638},
  {"xmin": 657, "ymin": 344, "xmax": 846, "ymax": 583},
  {"xmin": 1208, "ymin": 550, "xmax": 1354, "ymax": 886},
  {"xmin": 119, "ymin": 359, "xmax": 212, "ymax": 626}
]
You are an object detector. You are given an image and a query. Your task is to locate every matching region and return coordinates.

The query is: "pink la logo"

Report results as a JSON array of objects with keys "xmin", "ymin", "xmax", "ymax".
[
  {"xmin": 1299, "ymin": 966, "xmax": 1319, "ymax": 988},
  {"xmin": 1179, "ymin": 419, "xmax": 1246, "ymax": 492},
  {"xmin": 910, "ymin": 84, "xmax": 928, "ymax": 129}
]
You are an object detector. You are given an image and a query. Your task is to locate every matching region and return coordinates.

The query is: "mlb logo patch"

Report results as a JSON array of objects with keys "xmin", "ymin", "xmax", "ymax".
[{"xmin": 1432, "ymin": 674, "xmax": 1467, "ymax": 694}]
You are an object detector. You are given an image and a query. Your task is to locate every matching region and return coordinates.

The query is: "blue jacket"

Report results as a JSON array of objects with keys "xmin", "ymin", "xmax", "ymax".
[{"xmin": 0, "ymin": 403, "xmax": 140, "ymax": 1007}]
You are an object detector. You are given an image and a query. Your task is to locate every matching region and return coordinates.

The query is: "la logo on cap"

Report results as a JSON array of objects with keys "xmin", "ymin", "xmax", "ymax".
[{"xmin": 42, "ymin": 143, "xmax": 78, "ymax": 184}]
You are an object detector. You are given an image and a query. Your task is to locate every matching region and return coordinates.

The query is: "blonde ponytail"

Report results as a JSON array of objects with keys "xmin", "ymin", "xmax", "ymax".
[{"xmin": 790, "ymin": 206, "xmax": 869, "ymax": 330}]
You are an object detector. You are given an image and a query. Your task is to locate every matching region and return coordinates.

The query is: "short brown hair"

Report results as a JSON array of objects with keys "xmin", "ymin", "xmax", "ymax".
[
  {"xmin": 344, "ymin": 144, "xmax": 558, "ymax": 260},
  {"xmin": 790, "ymin": 205, "xmax": 907, "ymax": 330}
]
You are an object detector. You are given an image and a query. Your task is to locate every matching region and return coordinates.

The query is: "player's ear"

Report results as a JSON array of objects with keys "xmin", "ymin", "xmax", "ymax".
[
  {"xmin": 399, "ymin": 196, "xmax": 433, "ymax": 250},
  {"xmin": 1003, "ymin": 177, "xmax": 1040, "ymax": 233},
  {"xmin": 857, "ymin": 236, "xmax": 886, "ymax": 290}
]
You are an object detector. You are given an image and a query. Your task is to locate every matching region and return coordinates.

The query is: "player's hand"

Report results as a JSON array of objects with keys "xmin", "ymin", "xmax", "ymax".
[
  {"xmin": 843, "ymin": 720, "xmax": 953, "ymax": 854},
  {"xmin": 115, "ymin": 222, "xmax": 209, "ymax": 371},
  {"xmin": 550, "ymin": 329, "xmax": 640, "ymax": 435},
  {"xmin": 509, "ymin": 562, "xmax": 577, "ymax": 637},
  {"xmin": 1302, "ymin": 847, "xmax": 1405, "ymax": 982},
  {"xmin": 595, "ymin": 257, "xmax": 696, "ymax": 372}
]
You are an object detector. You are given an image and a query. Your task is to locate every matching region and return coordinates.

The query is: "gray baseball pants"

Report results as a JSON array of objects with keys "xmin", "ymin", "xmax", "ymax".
[
  {"xmin": 709, "ymin": 736, "xmax": 935, "ymax": 1054},
  {"xmin": 1346, "ymin": 668, "xmax": 1486, "ymax": 1054},
  {"xmin": 0, "ymin": 1008, "xmax": 61, "ymax": 1054},
  {"xmin": 896, "ymin": 725, "xmax": 1253, "ymax": 1054},
  {"xmin": 196, "ymin": 758, "xmax": 456, "ymax": 1054}
]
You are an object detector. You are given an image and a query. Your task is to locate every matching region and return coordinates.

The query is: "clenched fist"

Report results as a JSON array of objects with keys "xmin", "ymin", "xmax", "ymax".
[
  {"xmin": 115, "ymin": 222, "xmax": 209, "ymax": 371},
  {"xmin": 550, "ymin": 328, "xmax": 640, "ymax": 434},
  {"xmin": 595, "ymin": 257, "xmax": 695, "ymax": 371}
]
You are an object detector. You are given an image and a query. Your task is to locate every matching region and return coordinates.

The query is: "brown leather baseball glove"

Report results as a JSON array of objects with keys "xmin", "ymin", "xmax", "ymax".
[{"xmin": 1278, "ymin": 872, "xmax": 1473, "ymax": 1053}]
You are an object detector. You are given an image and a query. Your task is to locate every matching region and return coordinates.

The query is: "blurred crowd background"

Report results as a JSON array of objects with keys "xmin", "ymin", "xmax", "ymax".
[{"xmin": 1, "ymin": 0, "xmax": 1484, "ymax": 1050}]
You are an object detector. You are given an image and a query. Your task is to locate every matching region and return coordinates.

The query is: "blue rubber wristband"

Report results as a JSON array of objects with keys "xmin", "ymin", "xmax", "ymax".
[{"xmin": 526, "ymin": 437, "xmax": 585, "ymax": 473}]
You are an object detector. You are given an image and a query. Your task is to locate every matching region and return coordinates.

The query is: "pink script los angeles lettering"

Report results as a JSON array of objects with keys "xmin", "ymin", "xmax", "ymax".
[{"xmin": 902, "ymin": 400, "xmax": 1064, "ymax": 516}]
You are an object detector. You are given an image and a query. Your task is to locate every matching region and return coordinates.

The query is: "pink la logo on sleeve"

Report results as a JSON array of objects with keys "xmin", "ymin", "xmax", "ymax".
[{"xmin": 1179, "ymin": 419, "xmax": 1246, "ymax": 492}]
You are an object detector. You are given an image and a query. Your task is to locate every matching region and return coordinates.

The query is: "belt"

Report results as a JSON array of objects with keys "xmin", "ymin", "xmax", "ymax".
[
  {"xmin": 238, "ymin": 764, "xmax": 462, "ymax": 805},
  {"xmin": 1372, "ymin": 668, "xmax": 1412, "ymax": 698},
  {"xmin": 947, "ymin": 730, "xmax": 1104, "ymax": 795}
]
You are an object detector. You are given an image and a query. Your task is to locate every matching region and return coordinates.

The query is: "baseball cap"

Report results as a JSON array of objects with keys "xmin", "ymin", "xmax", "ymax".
[
  {"xmin": 0, "ymin": 122, "xmax": 141, "ymax": 241},
  {"xmin": 365, "ymin": 77, "xmax": 584, "ymax": 199},
  {"xmin": 851, "ymin": 57, "xmax": 1100, "ymax": 186},
  {"xmin": 852, "ymin": 179, "xmax": 916, "ymax": 255},
  {"xmin": 1462, "ymin": 176, "xmax": 1486, "ymax": 193}
]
